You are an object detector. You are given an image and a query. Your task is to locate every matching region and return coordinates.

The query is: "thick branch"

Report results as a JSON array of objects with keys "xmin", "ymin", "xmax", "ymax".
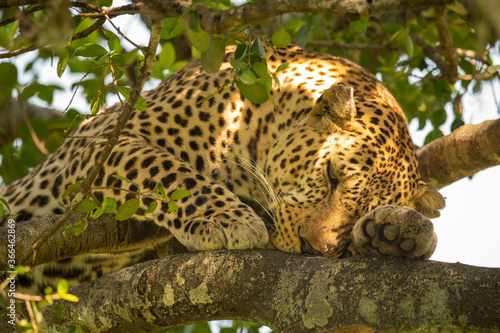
[
  {"xmin": 36, "ymin": 251, "xmax": 500, "ymax": 332},
  {"xmin": 152, "ymin": 0, "xmax": 465, "ymax": 35},
  {"xmin": 417, "ymin": 118, "xmax": 500, "ymax": 189},
  {"xmin": 0, "ymin": 214, "xmax": 173, "ymax": 268},
  {"xmin": 306, "ymin": 40, "xmax": 403, "ymax": 51}
]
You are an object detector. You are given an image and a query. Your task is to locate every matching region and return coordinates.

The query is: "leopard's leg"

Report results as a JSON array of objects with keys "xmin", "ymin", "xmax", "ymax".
[
  {"xmin": 350, "ymin": 205, "xmax": 436, "ymax": 259},
  {"xmin": 56, "ymin": 139, "xmax": 269, "ymax": 252}
]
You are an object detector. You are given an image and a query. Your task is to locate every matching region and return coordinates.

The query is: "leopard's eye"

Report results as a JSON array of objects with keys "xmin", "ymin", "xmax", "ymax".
[{"xmin": 327, "ymin": 160, "xmax": 339, "ymax": 189}]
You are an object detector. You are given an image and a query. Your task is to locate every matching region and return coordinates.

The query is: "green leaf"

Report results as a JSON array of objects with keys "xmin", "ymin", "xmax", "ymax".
[
  {"xmin": 77, "ymin": 198, "xmax": 96, "ymax": 213},
  {"xmin": 188, "ymin": 10, "xmax": 201, "ymax": 32},
  {"xmin": 170, "ymin": 189, "xmax": 191, "ymax": 201},
  {"xmin": 0, "ymin": 198, "xmax": 12, "ymax": 214},
  {"xmin": 349, "ymin": 18, "xmax": 369, "ymax": 34},
  {"xmin": 275, "ymin": 62, "xmax": 289, "ymax": 73},
  {"xmin": 389, "ymin": 28, "xmax": 408, "ymax": 43},
  {"xmin": 191, "ymin": 322, "xmax": 212, "ymax": 333},
  {"xmin": 117, "ymin": 86, "xmax": 132, "ymax": 99},
  {"xmin": 201, "ymin": 36, "xmax": 226, "ymax": 73},
  {"xmin": 90, "ymin": 90, "xmax": 104, "ymax": 115},
  {"xmin": 102, "ymin": 197, "xmax": 117, "ymax": 212},
  {"xmin": 103, "ymin": 30, "xmax": 120, "ymax": 51},
  {"xmin": 112, "ymin": 174, "xmax": 134, "ymax": 184},
  {"xmin": 284, "ymin": 18, "xmax": 305, "ymax": 31},
  {"xmin": 405, "ymin": 34, "xmax": 414, "ymax": 59},
  {"xmin": 57, "ymin": 47, "xmax": 69, "ymax": 77},
  {"xmin": 251, "ymin": 38, "xmax": 265, "ymax": 57},
  {"xmin": 430, "ymin": 108, "xmax": 447, "ymax": 127},
  {"xmin": 451, "ymin": 117, "xmax": 465, "ymax": 132},
  {"xmin": 187, "ymin": 27, "xmax": 210, "ymax": 53},
  {"xmin": 92, "ymin": 197, "xmax": 116, "ymax": 218},
  {"xmin": 167, "ymin": 201, "xmax": 179, "ymax": 213},
  {"xmin": 152, "ymin": 42, "xmax": 176, "ymax": 79},
  {"xmin": 75, "ymin": 43, "xmax": 108, "ymax": 58},
  {"xmin": 161, "ymin": 17, "xmax": 184, "ymax": 40},
  {"xmin": 237, "ymin": 81, "xmax": 269, "ymax": 104},
  {"xmin": 487, "ymin": 65, "xmax": 500, "ymax": 72},
  {"xmin": 295, "ymin": 24, "xmax": 311, "ymax": 48},
  {"xmin": 115, "ymin": 198, "xmax": 140, "ymax": 221},
  {"xmin": 240, "ymin": 70, "xmax": 257, "ymax": 85},
  {"xmin": 145, "ymin": 200, "xmax": 158, "ymax": 214},
  {"xmin": 70, "ymin": 218, "xmax": 88, "ymax": 236},
  {"xmin": 60, "ymin": 293, "xmax": 79, "ymax": 302},
  {"xmin": 98, "ymin": 0, "xmax": 113, "ymax": 6},
  {"xmin": 0, "ymin": 62, "xmax": 18, "ymax": 107},
  {"xmin": 153, "ymin": 182, "xmax": 166, "ymax": 198},
  {"xmin": 63, "ymin": 182, "xmax": 81, "ymax": 198},
  {"xmin": 272, "ymin": 29, "xmax": 291, "ymax": 48},
  {"xmin": 252, "ymin": 62, "xmax": 271, "ymax": 79},
  {"xmin": 135, "ymin": 95, "xmax": 147, "ymax": 111},
  {"xmin": 0, "ymin": 204, "xmax": 3, "ymax": 217},
  {"xmin": 234, "ymin": 44, "xmax": 248, "ymax": 59},
  {"xmin": 424, "ymin": 128, "xmax": 444, "ymax": 145},
  {"xmin": 57, "ymin": 279, "xmax": 69, "ymax": 295},
  {"xmin": 118, "ymin": 86, "xmax": 147, "ymax": 111}
]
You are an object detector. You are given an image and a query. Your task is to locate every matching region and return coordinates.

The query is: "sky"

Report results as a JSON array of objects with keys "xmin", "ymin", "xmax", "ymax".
[{"xmin": 411, "ymin": 78, "xmax": 500, "ymax": 268}]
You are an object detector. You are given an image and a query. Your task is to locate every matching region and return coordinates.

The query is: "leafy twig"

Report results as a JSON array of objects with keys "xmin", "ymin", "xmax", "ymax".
[{"xmin": 18, "ymin": 19, "xmax": 164, "ymax": 265}]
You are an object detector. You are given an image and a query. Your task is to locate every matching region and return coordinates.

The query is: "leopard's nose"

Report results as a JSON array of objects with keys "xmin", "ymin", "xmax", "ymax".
[
  {"xmin": 299, "ymin": 232, "xmax": 348, "ymax": 258},
  {"xmin": 300, "ymin": 236, "xmax": 323, "ymax": 256}
]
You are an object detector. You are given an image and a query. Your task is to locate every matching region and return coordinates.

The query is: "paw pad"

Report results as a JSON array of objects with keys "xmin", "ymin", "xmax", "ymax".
[
  {"xmin": 352, "ymin": 205, "xmax": 437, "ymax": 259},
  {"xmin": 382, "ymin": 224, "xmax": 399, "ymax": 242}
]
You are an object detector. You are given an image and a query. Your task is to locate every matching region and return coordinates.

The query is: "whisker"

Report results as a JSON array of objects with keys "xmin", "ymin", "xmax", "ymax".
[{"xmin": 226, "ymin": 155, "xmax": 280, "ymax": 229}]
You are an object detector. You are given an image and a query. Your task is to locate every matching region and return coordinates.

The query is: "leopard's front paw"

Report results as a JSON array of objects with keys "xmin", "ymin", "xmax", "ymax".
[
  {"xmin": 352, "ymin": 205, "xmax": 436, "ymax": 259},
  {"xmin": 171, "ymin": 213, "xmax": 269, "ymax": 252}
]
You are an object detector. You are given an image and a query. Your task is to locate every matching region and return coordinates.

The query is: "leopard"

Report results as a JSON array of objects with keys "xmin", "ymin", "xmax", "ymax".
[{"xmin": 0, "ymin": 44, "xmax": 445, "ymax": 293}]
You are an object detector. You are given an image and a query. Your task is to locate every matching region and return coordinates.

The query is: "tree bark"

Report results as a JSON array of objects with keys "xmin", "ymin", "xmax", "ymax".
[
  {"xmin": 0, "ymin": 214, "xmax": 173, "ymax": 267},
  {"xmin": 31, "ymin": 251, "xmax": 500, "ymax": 333},
  {"xmin": 417, "ymin": 118, "xmax": 500, "ymax": 189}
]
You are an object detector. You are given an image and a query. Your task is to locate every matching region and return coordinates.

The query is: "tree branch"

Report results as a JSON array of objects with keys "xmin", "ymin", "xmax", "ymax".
[
  {"xmin": 417, "ymin": 118, "xmax": 500, "ymax": 189},
  {"xmin": 434, "ymin": 6, "xmax": 459, "ymax": 84},
  {"xmin": 35, "ymin": 251, "xmax": 500, "ymax": 332},
  {"xmin": 156, "ymin": 0, "xmax": 466, "ymax": 35},
  {"xmin": 0, "ymin": 214, "xmax": 173, "ymax": 268},
  {"xmin": 306, "ymin": 40, "xmax": 403, "ymax": 51}
]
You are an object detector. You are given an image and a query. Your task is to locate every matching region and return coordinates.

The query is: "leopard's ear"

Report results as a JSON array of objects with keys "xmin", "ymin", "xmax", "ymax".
[
  {"xmin": 407, "ymin": 181, "xmax": 446, "ymax": 218},
  {"xmin": 310, "ymin": 84, "xmax": 356, "ymax": 130}
]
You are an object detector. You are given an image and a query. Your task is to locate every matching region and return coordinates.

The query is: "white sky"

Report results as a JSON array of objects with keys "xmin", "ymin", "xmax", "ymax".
[{"xmin": 8, "ymin": 3, "xmax": 500, "ymax": 271}]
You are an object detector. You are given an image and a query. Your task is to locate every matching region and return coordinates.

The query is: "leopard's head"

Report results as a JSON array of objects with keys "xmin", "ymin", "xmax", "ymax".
[{"xmin": 265, "ymin": 84, "xmax": 445, "ymax": 257}]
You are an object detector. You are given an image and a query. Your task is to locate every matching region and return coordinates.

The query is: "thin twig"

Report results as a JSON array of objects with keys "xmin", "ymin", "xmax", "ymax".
[
  {"xmin": 71, "ymin": 16, "xmax": 106, "ymax": 41},
  {"xmin": 17, "ymin": 97, "xmax": 49, "ymax": 156},
  {"xmin": 459, "ymin": 71, "xmax": 499, "ymax": 81},
  {"xmin": 456, "ymin": 48, "xmax": 489, "ymax": 64},
  {"xmin": 0, "ymin": 5, "xmax": 46, "ymax": 27},
  {"xmin": 104, "ymin": 13, "xmax": 145, "ymax": 51},
  {"xmin": 0, "ymin": 44, "xmax": 37, "ymax": 59}
]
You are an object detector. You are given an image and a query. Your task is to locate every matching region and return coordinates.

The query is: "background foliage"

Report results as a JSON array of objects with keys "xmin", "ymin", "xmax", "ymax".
[{"xmin": 0, "ymin": 0, "xmax": 499, "ymax": 332}]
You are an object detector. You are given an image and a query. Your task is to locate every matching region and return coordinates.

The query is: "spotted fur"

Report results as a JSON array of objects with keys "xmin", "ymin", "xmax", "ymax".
[{"xmin": 0, "ymin": 44, "xmax": 445, "ymax": 292}]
